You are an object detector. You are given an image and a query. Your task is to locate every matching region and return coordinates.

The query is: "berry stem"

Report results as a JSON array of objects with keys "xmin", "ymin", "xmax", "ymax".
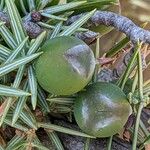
[
  {"xmin": 107, "ymin": 136, "xmax": 113, "ymax": 150},
  {"xmin": 132, "ymin": 47, "xmax": 144, "ymax": 150},
  {"xmin": 132, "ymin": 103, "xmax": 143, "ymax": 150},
  {"xmin": 84, "ymin": 138, "xmax": 91, "ymax": 150}
]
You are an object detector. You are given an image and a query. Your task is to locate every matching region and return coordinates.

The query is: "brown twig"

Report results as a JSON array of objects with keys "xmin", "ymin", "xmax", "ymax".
[
  {"xmin": 23, "ymin": 21, "xmax": 43, "ymax": 39},
  {"xmin": 1, "ymin": 10, "xmax": 150, "ymax": 43},
  {"xmin": 75, "ymin": 31, "xmax": 99, "ymax": 45},
  {"xmin": 67, "ymin": 11, "xmax": 150, "ymax": 44}
]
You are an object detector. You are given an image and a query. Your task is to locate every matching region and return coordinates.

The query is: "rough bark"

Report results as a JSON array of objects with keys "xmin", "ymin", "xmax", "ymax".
[
  {"xmin": 1, "ymin": 10, "xmax": 150, "ymax": 43},
  {"xmin": 67, "ymin": 11, "xmax": 150, "ymax": 44}
]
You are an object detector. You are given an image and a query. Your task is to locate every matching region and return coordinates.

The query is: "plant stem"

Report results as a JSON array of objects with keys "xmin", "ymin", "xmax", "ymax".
[
  {"xmin": 93, "ymin": 36, "xmax": 100, "ymax": 82},
  {"xmin": 107, "ymin": 136, "xmax": 113, "ymax": 150},
  {"xmin": 132, "ymin": 47, "xmax": 144, "ymax": 150},
  {"xmin": 84, "ymin": 138, "xmax": 91, "ymax": 150},
  {"xmin": 131, "ymin": 71, "xmax": 138, "ymax": 93},
  {"xmin": 118, "ymin": 42, "xmax": 142, "ymax": 90},
  {"xmin": 132, "ymin": 103, "xmax": 144, "ymax": 150},
  {"xmin": 137, "ymin": 53, "xmax": 144, "ymax": 99}
]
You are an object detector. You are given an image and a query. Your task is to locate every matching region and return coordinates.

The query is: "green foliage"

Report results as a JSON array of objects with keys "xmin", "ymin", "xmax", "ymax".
[{"xmin": 0, "ymin": 0, "xmax": 149, "ymax": 150}]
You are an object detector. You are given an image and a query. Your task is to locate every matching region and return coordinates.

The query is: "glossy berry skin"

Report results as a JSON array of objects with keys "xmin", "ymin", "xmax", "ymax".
[
  {"xmin": 74, "ymin": 82, "xmax": 132, "ymax": 137},
  {"xmin": 35, "ymin": 36, "xmax": 95, "ymax": 95}
]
